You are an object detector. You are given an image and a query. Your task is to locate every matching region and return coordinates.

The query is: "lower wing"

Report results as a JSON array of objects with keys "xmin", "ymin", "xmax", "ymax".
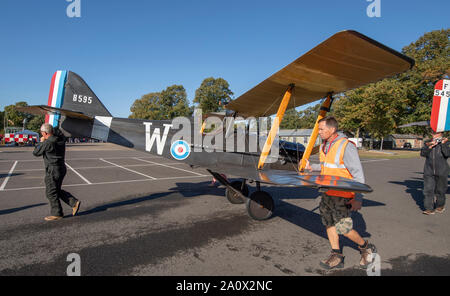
[{"xmin": 205, "ymin": 165, "xmax": 372, "ymax": 193}]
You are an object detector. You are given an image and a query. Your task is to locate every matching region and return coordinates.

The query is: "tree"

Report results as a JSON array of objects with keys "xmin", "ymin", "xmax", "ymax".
[
  {"xmin": 2, "ymin": 102, "xmax": 44, "ymax": 133},
  {"xmin": 361, "ymin": 82, "xmax": 399, "ymax": 150},
  {"xmin": 160, "ymin": 85, "xmax": 192, "ymax": 119},
  {"xmin": 27, "ymin": 115, "xmax": 45, "ymax": 132},
  {"xmin": 297, "ymin": 103, "xmax": 321, "ymax": 129},
  {"xmin": 4, "ymin": 101, "xmax": 28, "ymax": 128},
  {"xmin": 129, "ymin": 92, "xmax": 163, "ymax": 120},
  {"xmin": 194, "ymin": 77, "xmax": 233, "ymax": 113},
  {"xmin": 280, "ymin": 108, "xmax": 300, "ymax": 129},
  {"xmin": 129, "ymin": 85, "xmax": 192, "ymax": 120}
]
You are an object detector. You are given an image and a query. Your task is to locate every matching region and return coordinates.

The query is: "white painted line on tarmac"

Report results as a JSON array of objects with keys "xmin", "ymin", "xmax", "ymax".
[
  {"xmin": 0, "ymin": 162, "xmax": 188, "ymax": 173},
  {"xmin": 0, "ymin": 174, "xmax": 210, "ymax": 192},
  {"xmin": 100, "ymin": 158, "xmax": 157, "ymax": 180},
  {"xmin": 134, "ymin": 157, "xmax": 205, "ymax": 176},
  {"xmin": 0, "ymin": 156, "xmax": 164, "ymax": 163},
  {"xmin": 0, "ymin": 161, "xmax": 18, "ymax": 191},
  {"xmin": 8, "ymin": 166, "xmax": 116, "ymax": 172},
  {"xmin": 66, "ymin": 163, "xmax": 92, "ymax": 184},
  {"xmin": 361, "ymin": 159, "xmax": 390, "ymax": 163}
]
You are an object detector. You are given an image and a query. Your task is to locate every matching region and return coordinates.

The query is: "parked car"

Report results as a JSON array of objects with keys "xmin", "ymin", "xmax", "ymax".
[{"xmin": 279, "ymin": 140, "xmax": 305, "ymax": 160}]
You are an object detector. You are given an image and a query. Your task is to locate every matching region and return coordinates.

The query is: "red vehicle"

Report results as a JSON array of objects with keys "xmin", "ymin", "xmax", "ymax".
[
  {"xmin": 2, "ymin": 128, "xmax": 39, "ymax": 145},
  {"xmin": 13, "ymin": 130, "xmax": 39, "ymax": 146},
  {"xmin": 4, "ymin": 133, "xmax": 16, "ymax": 144},
  {"xmin": 3, "ymin": 127, "xmax": 21, "ymax": 144}
]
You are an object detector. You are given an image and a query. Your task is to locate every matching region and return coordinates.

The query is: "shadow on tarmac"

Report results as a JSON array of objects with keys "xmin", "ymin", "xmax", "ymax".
[
  {"xmin": 390, "ymin": 173, "xmax": 450, "ymax": 211},
  {"xmin": 390, "ymin": 179, "xmax": 425, "ymax": 210},
  {"xmin": 72, "ymin": 179, "xmax": 385, "ymax": 253},
  {"xmin": 73, "ymin": 181, "xmax": 229, "ymax": 218},
  {"xmin": 0, "ymin": 173, "xmax": 22, "ymax": 179},
  {"xmin": 0, "ymin": 203, "xmax": 46, "ymax": 216},
  {"xmin": 168, "ymin": 181, "xmax": 226, "ymax": 197},
  {"xmin": 263, "ymin": 185, "xmax": 384, "ymax": 252},
  {"xmin": 274, "ymin": 200, "xmax": 383, "ymax": 252},
  {"xmin": 171, "ymin": 180, "xmax": 385, "ymax": 252},
  {"xmin": 76, "ymin": 191, "xmax": 174, "ymax": 217}
]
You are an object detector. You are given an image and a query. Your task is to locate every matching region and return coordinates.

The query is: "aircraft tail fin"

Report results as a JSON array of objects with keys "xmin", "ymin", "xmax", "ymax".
[{"xmin": 45, "ymin": 70, "xmax": 111, "ymax": 127}]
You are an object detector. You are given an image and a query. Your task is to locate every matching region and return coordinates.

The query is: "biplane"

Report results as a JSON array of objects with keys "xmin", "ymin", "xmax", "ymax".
[{"xmin": 19, "ymin": 30, "xmax": 415, "ymax": 220}]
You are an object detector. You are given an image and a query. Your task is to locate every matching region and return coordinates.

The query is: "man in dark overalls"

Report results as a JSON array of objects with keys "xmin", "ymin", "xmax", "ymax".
[
  {"xmin": 421, "ymin": 129, "xmax": 449, "ymax": 215},
  {"xmin": 33, "ymin": 123, "xmax": 81, "ymax": 221}
]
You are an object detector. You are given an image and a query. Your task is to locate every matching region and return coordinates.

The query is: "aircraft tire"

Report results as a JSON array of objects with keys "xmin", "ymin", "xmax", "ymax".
[
  {"xmin": 246, "ymin": 191, "xmax": 274, "ymax": 221},
  {"xmin": 226, "ymin": 181, "xmax": 249, "ymax": 204}
]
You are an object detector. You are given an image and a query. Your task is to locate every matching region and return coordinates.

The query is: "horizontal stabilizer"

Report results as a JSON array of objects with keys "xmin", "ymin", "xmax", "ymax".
[
  {"xmin": 17, "ymin": 105, "xmax": 93, "ymax": 121},
  {"xmin": 398, "ymin": 121, "xmax": 429, "ymax": 128}
]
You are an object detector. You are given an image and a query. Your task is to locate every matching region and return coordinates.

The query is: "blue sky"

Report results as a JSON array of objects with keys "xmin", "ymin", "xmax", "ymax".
[{"xmin": 0, "ymin": 0, "xmax": 449, "ymax": 118}]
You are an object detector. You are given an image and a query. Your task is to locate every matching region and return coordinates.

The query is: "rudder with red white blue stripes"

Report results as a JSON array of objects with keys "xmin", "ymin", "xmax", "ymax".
[
  {"xmin": 45, "ymin": 70, "xmax": 68, "ymax": 127},
  {"xmin": 430, "ymin": 79, "xmax": 450, "ymax": 133}
]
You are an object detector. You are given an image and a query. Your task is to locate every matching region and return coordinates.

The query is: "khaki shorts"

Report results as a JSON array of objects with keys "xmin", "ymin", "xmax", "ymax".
[{"xmin": 319, "ymin": 194, "xmax": 353, "ymax": 234}]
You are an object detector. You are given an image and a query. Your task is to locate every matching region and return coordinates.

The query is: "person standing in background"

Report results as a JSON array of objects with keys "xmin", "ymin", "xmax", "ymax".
[{"xmin": 421, "ymin": 129, "xmax": 449, "ymax": 215}]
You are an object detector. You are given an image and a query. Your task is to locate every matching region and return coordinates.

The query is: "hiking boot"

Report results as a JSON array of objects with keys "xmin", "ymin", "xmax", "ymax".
[
  {"xmin": 423, "ymin": 210, "xmax": 435, "ymax": 215},
  {"xmin": 359, "ymin": 241, "xmax": 377, "ymax": 269},
  {"xmin": 319, "ymin": 251, "xmax": 344, "ymax": 270},
  {"xmin": 435, "ymin": 207, "xmax": 445, "ymax": 214}
]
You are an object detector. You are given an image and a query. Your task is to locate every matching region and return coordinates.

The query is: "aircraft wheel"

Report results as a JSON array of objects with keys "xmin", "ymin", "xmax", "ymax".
[
  {"xmin": 226, "ymin": 181, "xmax": 249, "ymax": 204},
  {"xmin": 246, "ymin": 191, "xmax": 274, "ymax": 221}
]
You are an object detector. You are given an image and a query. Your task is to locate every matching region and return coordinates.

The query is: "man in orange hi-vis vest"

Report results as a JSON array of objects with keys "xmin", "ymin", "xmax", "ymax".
[{"xmin": 305, "ymin": 116, "xmax": 376, "ymax": 270}]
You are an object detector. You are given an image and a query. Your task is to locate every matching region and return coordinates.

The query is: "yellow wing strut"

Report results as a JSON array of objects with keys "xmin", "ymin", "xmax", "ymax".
[
  {"xmin": 298, "ymin": 93, "xmax": 334, "ymax": 171},
  {"xmin": 257, "ymin": 85, "xmax": 294, "ymax": 170}
]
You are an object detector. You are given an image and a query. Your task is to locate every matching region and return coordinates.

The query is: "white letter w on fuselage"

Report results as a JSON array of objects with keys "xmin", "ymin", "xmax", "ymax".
[{"xmin": 143, "ymin": 123, "xmax": 173, "ymax": 155}]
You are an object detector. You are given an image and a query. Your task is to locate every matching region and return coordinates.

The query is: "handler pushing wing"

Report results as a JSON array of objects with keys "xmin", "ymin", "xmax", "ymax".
[{"xmin": 305, "ymin": 116, "xmax": 376, "ymax": 270}]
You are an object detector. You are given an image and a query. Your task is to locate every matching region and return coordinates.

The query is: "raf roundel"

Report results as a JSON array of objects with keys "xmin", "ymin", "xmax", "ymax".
[{"xmin": 170, "ymin": 140, "xmax": 191, "ymax": 160}]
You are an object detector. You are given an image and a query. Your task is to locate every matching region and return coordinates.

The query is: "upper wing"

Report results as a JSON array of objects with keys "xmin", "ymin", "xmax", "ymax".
[
  {"xmin": 226, "ymin": 30, "xmax": 414, "ymax": 117},
  {"xmin": 206, "ymin": 165, "xmax": 372, "ymax": 193}
]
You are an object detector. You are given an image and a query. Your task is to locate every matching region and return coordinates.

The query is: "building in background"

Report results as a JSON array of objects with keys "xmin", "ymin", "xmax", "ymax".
[
  {"xmin": 388, "ymin": 134, "xmax": 423, "ymax": 149},
  {"xmin": 278, "ymin": 129, "xmax": 319, "ymax": 146}
]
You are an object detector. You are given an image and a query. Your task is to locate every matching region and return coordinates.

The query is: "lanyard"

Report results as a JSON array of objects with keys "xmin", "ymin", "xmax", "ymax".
[{"xmin": 323, "ymin": 134, "xmax": 339, "ymax": 155}]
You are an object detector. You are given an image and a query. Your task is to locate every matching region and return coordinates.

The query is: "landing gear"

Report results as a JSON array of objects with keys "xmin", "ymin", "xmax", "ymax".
[
  {"xmin": 206, "ymin": 170, "xmax": 275, "ymax": 221},
  {"xmin": 226, "ymin": 180, "xmax": 249, "ymax": 204},
  {"xmin": 207, "ymin": 170, "xmax": 248, "ymax": 205},
  {"xmin": 246, "ymin": 191, "xmax": 274, "ymax": 220},
  {"xmin": 245, "ymin": 182, "xmax": 274, "ymax": 221}
]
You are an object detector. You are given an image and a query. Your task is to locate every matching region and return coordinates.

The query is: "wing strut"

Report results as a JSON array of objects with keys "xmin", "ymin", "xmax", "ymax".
[
  {"xmin": 298, "ymin": 93, "xmax": 334, "ymax": 171},
  {"xmin": 257, "ymin": 84, "xmax": 294, "ymax": 170}
]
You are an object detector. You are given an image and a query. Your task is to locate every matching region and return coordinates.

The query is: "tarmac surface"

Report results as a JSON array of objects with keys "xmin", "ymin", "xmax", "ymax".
[{"xmin": 0, "ymin": 143, "xmax": 449, "ymax": 276}]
